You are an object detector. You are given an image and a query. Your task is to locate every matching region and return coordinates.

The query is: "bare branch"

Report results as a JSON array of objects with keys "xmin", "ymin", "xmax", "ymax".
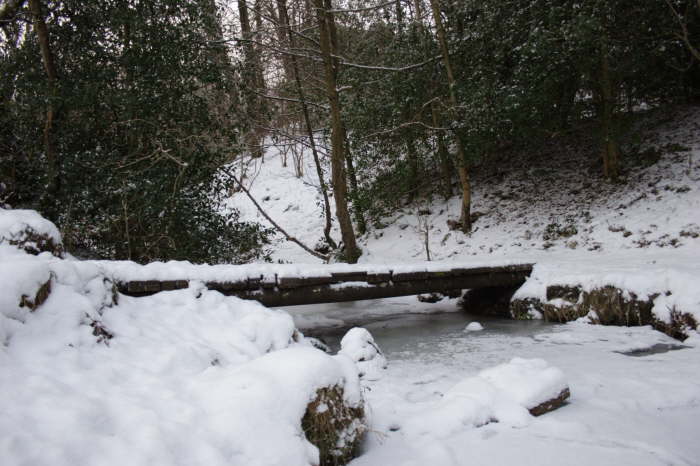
[
  {"xmin": 665, "ymin": 0, "xmax": 700, "ymax": 62},
  {"xmin": 327, "ymin": 0, "xmax": 406, "ymax": 14},
  {"xmin": 222, "ymin": 167, "xmax": 330, "ymax": 261}
]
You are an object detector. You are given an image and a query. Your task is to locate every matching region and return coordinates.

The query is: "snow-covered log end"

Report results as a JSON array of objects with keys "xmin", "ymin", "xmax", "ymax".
[
  {"xmin": 510, "ymin": 262, "xmax": 700, "ymax": 341},
  {"xmin": 479, "ymin": 357, "xmax": 570, "ymax": 417},
  {"xmin": 403, "ymin": 358, "xmax": 569, "ymax": 439},
  {"xmin": 0, "ymin": 208, "xmax": 63, "ymax": 257}
]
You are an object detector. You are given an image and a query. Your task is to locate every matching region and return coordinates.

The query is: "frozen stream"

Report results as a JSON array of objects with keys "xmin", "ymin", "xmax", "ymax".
[{"xmin": 285, "ymin": 297, "xmax": 700, "ymax": 466}]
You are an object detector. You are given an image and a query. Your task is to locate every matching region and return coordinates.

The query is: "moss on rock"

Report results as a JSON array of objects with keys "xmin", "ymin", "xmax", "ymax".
[
  {"xmin": 511, "ymin": 284, "xmax": 698, "ymax": 341},
  {"xmin": 302, "ymin": 385, "xmax": 366, "ymax": 466}
]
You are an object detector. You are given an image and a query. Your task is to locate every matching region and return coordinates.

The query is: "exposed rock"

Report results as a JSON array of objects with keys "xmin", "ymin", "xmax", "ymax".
[
  {"xmin": 306, "ymin": 336, "xmax": 331, "ymax": 353},
  {"xmin": 90, "ymin": 320, "xmax": 114, "ymax": 344},
  {"xmin": 0, "ymin": 209, "xmax": 64, "ymax": 257},
  {"xmin": 302, "ymin": 385, "xmax": 366, "ymax": 466},
  {"xmin": 546, "ymin": 285, "xmax": 580, "ymax": 303},
  {"xmin": 510, "ymin": 297, "xmax": 545, "ymax": 320},
  {"xmin": 417, "ymin": 292, "xmax": 444, "ymax": 303},
  {"xmin": 511, "ymin": 285, "xmax": 698, "ymax": 341},
  {"xmin": 528, "ymin": 388, "xmax": 570, "ymax": 416},
  {"xmin": 19, "ymin": 278, "xmax": 52, "ymax": 311}
]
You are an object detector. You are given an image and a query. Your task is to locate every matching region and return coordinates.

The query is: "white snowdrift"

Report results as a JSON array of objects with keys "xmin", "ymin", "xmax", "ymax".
[
  {"xmin": 402, "ymin": 358, "xmax": 567, "ymax": 438},
  {"xmin": 339, "ymin": 327, "xmax": 388, "ymax": 380},
  {"xmin": 0, "ymin": 212, "xmax": 363, "ymax": 466},
  {"xmin": 0, "ymin": 208, "xmax": 62, "ymax": 245}
]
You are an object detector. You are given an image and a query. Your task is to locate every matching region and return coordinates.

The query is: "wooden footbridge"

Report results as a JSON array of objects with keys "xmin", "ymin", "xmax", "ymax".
[{"xmin": 115, "ymin": 263, "xmax": 533, "ymax": 307}]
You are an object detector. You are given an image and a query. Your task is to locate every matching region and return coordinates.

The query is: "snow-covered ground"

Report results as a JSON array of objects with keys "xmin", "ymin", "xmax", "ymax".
[
  {"xmin": 226, "ymin": 106, "xmax": 700, "ymax": 266},
  {"xmin": 0, "ymin": 219, "xmax": 363, "ymax": 466},
  {"xmin": 347, "ymin": 311, "xmax": 700, "ymax": 466},
  {"xmin": 221, "ymin": 105, "xmax": 700, "ymax": 465},
  {"xmin": 1, "ymin": 106, "xmax": 699, "ymax": 466}
]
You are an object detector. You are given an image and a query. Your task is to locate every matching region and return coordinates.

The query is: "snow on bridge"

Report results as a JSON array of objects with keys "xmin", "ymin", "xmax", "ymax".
[{"xmin": 109, "ymin": 261, "xmax": 533, "ymax": 307}]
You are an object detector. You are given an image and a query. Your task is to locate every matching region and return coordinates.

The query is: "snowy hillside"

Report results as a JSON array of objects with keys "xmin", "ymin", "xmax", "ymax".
[{"xmin": 226, "ymin": 105, "xmax": 700, "ymax": 265}]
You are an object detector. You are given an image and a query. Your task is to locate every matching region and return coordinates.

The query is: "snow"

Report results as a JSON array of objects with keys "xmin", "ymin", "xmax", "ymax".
[
  {"xmin": 0, "ymin": 208, "xmax": 62, "ymax": 250},
  {"xmin": 0, "ymin": 224, "xmax": 363, "ymax": 466},
  {"xmin": 338, "ymin": 327, "xmax": 388, "ymax": 380},
  {"xmin": 464, "ymin": 321, "xmax": 484, "ymax": 331},
  {"xmin": 218, "ymin": 106, "xmax": 700, "ymax": 465},
  {"xmin": 400, "ymin": 357, "xmax": 567, "ymax": 438},
  {"xmin": 226, "ymin": 107, "xmax": 700, "ymax": 268},
  {"xmin": 513, "ymin": 253, "xmax": 700, "ymax": 323},
  {"xmin": 339, "ymin": 311, "xmax": 700, "ymax": 466},
  {"xmin": 2, "ymin": 106, "xmax": 700, "ymax": 465}
]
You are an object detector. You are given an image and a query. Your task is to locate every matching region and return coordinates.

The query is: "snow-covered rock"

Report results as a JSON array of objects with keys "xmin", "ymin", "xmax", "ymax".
[
  {"xmin": 402, "ymin": 358, "xmax": 569, "ymax": 438},
  {"xmin": 464, "ymin": 321, "xmax": 484, "ymax": 332},
  {"xmin": 0, "ymin": 234, "xmax": 365, "ymax": 466},
  {"xmin": 338, "ymin": 327, "xmax": 387, "ymax": 380},
  {"xmin": 511, "ymin": 259, "xmax": 700, "ymax": 340},
  {"xmin": 0, "ymin": 208, "xmax": 63, "ymax": 256}
]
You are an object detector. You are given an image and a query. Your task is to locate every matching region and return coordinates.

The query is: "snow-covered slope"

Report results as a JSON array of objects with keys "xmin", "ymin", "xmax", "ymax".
[{"xmin": 226, "ymin": 106, "xmax": 700, "ymax": 265}]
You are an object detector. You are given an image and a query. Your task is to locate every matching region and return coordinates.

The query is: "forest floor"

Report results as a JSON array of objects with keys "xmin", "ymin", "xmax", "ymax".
[{"xmin": 225, "ymin": 104, "xmax": 700, "ymax": 466}]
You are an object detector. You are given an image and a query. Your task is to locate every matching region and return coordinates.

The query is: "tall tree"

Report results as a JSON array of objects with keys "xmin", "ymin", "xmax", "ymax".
[
  {"xmin": 428, "ymin": 0, "xmax": 471, "ymax": 232},
  {"xmin": 313, "ymin": 0, "xmax": 360, "ymax": 262}
]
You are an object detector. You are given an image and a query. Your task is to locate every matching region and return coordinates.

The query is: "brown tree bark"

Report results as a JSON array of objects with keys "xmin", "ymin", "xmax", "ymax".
[
  {"xmin": 406, "ymin": 135, "xmax": 420, "ymax": 202},
  {"xmin": 598, "ymin": 45, "xmax": 620, "ymax": 181},
  {"xmin": 431, "ymin": 101, "xmax": 453, "ymax": 200},
  {"xmin": 343, "ymin": 130, "xmax": 366, "ymax": 235},
  {"xmin": 29, "ymin": 0, "xmax": 60, "ymax": 220},
  {"xmin": 277, "ymin": 0, "xmax": 337, "ymax": 250},
  {"xmin": 313, "ymin": 0, "xmax": 360, "ymax": 263},
  {"xmin": 238, "ymin": 0, "xmax": 265, "ymax": 158},
  {"xmin": 428, "ymin": 0, "xmax": 471, "ymax": 232}
]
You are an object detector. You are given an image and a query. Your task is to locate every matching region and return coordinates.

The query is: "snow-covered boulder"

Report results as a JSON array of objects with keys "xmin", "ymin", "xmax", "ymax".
[
  {"xmin": 464, "ymin": 321, "xmax": 484, "ymax": 332},
  {"xmin": 511, "ymin": 262, "xmax": 700, "ymax": 341},
  {"xmin": 338, "ymin": 327, "xmax": 387, "ymax": 381},
  {"xmin": 0, "ymin": 208, "xmax": 63, "ymax": 257},
  {"xmin": 0, "ymin": 268, "xmax": 366, "ymax": 466},
  {"xmin": 402, "ymin": 358, "xmax": 569, "ymax": 439}
]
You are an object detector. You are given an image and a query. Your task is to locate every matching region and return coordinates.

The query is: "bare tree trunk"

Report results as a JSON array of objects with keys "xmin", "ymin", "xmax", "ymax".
[
  {"xmin": 29, "ymin": 0, "xmax": 60, "ymax": 221},
  {"xmin": 343, "ymin": 130, "xmax": 366, "ymax": 235},
  {"xmin": 406, "ymin": 136, "xmax": 420, "ymax": 202},
  {"xmin": 428, "ymin": 0, "xmax": 471, "ymax": 232},
  {"xmin": 277, "ymin": 0, "xmax": 337, "ymax": 249},
  {"xmin": 238, "ymin": 0, "xmax": 264, "ymax": 158},
  {"xmin": 412, "ymin": 0, "xmax": 422, "ymax": 20},
  {"xmin": 431, "ymin": 101, "xmax": 453, "ymax": 200},
  {"xmin": 313, "ymin": 0, "xmax": 360, "ymax": 263},
  {"xmin": 598, "ymin": 45, "xmax": 620, "ymax": 180}
]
